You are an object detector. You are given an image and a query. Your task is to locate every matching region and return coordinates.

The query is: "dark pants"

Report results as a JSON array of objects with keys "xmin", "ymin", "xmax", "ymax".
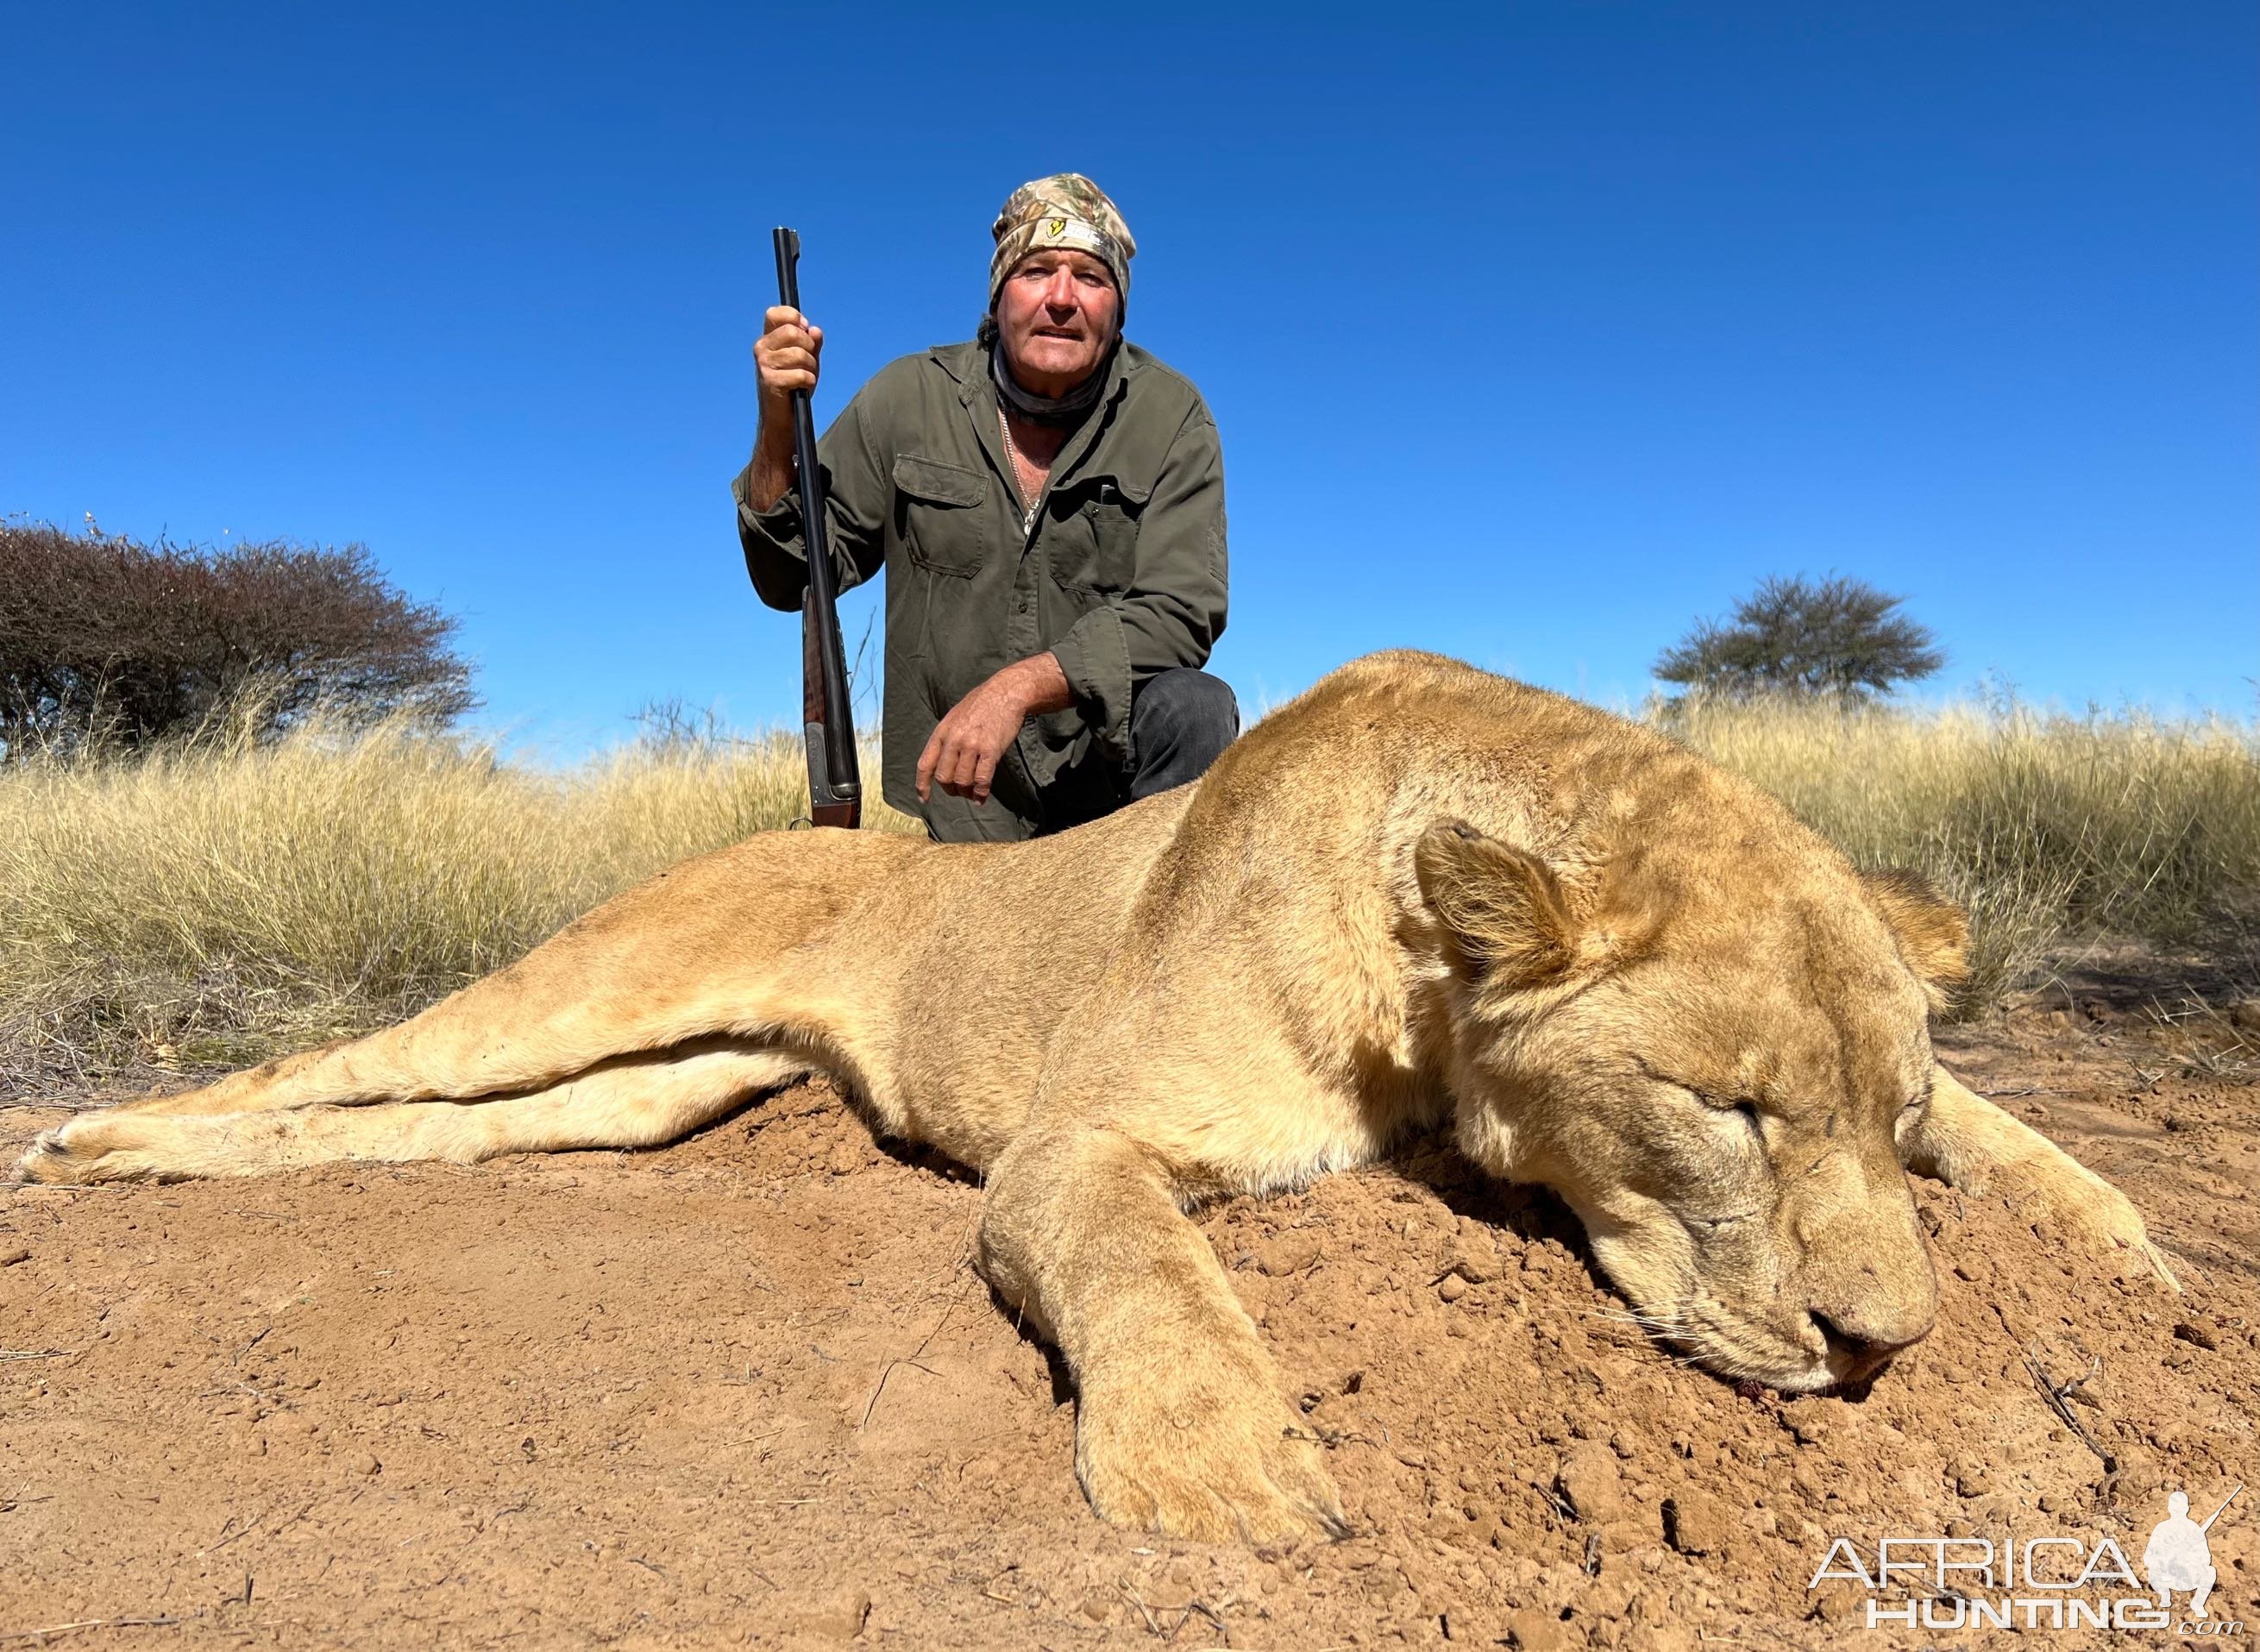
[
  {"xmin": 920, "ymin": 669, "xmax": 1240, "ymax": 843},
  {"xmin": 1008, "ymin": 664, "xmax": 1238, "ymax": 840},
  {"xmin": 1125, "ymin": 668, "xmax": 1241, "ymax": 801},
  {"xmin": 1033, "ymin": 668, "xmax": 1240, "ymax": 837}
]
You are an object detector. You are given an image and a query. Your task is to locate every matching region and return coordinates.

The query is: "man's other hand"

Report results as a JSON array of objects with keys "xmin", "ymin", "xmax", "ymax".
[{"xmin": 916, "ymin": 654, "xmax": 1074, "ymax": 806}]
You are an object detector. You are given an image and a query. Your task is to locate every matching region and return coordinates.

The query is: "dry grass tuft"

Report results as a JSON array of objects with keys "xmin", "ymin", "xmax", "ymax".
[
  {"xmin": 1664, "ymin": 695, "xmax": 2260, "ymax": 1014},
  {"xmin": 0, "ymin": 710, "xmax": 913, "ymax": 1096}
]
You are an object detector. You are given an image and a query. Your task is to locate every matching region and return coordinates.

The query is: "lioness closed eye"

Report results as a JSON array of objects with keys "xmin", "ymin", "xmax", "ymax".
[{"xmin": 16, "ymin": 652, "xmax": 2174, "ymax": 1545}]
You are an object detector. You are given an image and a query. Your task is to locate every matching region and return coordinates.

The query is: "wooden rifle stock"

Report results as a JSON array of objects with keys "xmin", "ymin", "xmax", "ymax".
[{"xmin": 773, "ymin": 227, "xmax": 861, "ymax": 828}]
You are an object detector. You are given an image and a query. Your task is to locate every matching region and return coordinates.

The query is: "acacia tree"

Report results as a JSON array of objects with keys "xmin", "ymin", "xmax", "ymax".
[
  {"xmin": 1654, "ymin": 574, "xmax": 1943, "ymax": 703},
  {"xmin": 0, "ymin": 520, "xmax": 476, "ymax": 759}
]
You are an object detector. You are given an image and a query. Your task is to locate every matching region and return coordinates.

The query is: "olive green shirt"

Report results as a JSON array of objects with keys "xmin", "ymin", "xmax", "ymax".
[{"xmin": 733, "ymin": 339, "xmax": 1227, "ymax": 841}]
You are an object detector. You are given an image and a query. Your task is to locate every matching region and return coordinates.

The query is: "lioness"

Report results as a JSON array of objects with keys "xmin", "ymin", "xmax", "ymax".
[{"xmin": 15, "ymin": 652, "xmax": 2172, "ymax": 1544}]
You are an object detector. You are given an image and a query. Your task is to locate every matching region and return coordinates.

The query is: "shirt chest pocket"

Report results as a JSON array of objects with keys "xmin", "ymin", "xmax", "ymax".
[
  {"xmin": 1047, "ymin": 476, "xmax": 1149, "ymax": 593},
  {"xmin": 892, "ymin": 455, "xmax": 989, "ymax": 577}
]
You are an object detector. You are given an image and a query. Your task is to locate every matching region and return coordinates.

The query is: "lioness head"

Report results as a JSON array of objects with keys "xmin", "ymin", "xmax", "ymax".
[{"xmin": 1415, "ymin": 813, "xmax": 1968, "ymax": 1393}]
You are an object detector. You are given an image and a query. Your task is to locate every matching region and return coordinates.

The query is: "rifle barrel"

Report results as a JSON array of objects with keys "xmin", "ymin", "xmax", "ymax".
[{"xmin": 2200, "ymin": 1484, "xmax": 2241, "ymax": 1532}]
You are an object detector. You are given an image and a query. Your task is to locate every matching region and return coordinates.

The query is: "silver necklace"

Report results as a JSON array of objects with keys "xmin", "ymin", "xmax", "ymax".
[{"xmin": 998, "ymin": 405, "xmax": 1041, "ymax": 534}]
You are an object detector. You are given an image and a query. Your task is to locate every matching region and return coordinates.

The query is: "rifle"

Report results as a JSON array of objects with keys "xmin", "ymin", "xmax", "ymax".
[
  {"xmin": 2200, "ymin": 1485, "xmax": 2242, "ymax": 1532},
  {"xmin": 773, "ymin": 226, "xmax": 862, "ymax": 829}
]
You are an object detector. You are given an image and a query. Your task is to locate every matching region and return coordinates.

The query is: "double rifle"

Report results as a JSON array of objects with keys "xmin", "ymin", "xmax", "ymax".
[{"xmin": 773, "ymin": 227, "xmax": 861, "ymax": 829}]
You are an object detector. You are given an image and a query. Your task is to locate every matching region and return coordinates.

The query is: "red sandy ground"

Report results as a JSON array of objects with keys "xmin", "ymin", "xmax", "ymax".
[{"xmin": 2, "ymin": 982, "xmax": 2253, "ymax": 1650}]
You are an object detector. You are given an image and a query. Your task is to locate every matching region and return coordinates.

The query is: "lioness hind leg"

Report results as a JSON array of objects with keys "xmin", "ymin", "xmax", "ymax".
[
  {"xmin": 110, "ymin": 830, "xmax": 913, "ymax": 1123},
  {"xmin": 977, "ymin": 1122, "xmax": 1347, "ymax": 1546},
  {"xmin": 1905, "ymin": 1071, "xmax": 2178, "ymax": 1289},
  {"xmin": 15, "ymin": 1044, "xmax": 804, "ymax": 1184}
]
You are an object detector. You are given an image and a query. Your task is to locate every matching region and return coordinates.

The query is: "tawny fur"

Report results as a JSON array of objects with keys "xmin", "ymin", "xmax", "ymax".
[{"xmin": 12, "ymin": 652, "xmax": 2175, "ymax": 1546}]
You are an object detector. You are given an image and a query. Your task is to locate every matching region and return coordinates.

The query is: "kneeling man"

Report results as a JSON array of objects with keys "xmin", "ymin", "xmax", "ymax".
[{"xmin": 733, "ymin": 173, "xmax": 1236, "ymax": 842}]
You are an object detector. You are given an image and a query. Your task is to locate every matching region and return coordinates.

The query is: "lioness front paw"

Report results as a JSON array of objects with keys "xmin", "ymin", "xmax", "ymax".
[
  {"xmin": 1074, "ymin": 1362, "xmax": 1348, "ymax": 1546},
  {"xmin": 2006, "ymin": 1155, "xmax": 2179, "ymax": 1291}
]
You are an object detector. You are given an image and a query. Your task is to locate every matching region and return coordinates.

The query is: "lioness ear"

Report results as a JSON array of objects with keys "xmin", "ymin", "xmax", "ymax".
[
  {"xmin": 1415, "ymin": 820, "xmax": 1576, "ymax": 987},
  {"xmin": 1861, "ymin": 869, "xmax": 1969, "ymax": 1011}
]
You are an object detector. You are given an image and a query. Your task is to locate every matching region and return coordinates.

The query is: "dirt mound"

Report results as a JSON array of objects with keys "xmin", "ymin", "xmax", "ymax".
[{"xmin": 2, "ymin": 1004, "xmax": 2253, "ymax": 1649}]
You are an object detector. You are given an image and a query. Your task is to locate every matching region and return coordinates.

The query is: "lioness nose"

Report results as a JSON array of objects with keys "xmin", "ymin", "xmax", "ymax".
[{"xmin": 1810, "ymin": 1309, "xmax": 1930, "ymax": 1368}]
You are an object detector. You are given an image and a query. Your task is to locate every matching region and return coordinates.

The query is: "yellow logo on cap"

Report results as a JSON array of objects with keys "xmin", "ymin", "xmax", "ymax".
[{"xmin": 1047, "ymin": 217, "xmax": 1067, "ymax": 237}]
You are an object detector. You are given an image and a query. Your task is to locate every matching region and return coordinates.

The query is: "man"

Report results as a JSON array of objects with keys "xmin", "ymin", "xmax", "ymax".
[
  {"xmin": 733, "ymin": 174, "xmax": 1236, "ymax": 842},
  {"xmin": 2143, "ymin": 1490, "xmax": 2222, "ymax": 1620}
]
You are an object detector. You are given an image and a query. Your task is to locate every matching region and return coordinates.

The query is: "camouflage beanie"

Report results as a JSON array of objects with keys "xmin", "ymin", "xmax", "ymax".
[{"xmin": 988, "ymin": 173, "xmax": 1136, "ymax": 313}]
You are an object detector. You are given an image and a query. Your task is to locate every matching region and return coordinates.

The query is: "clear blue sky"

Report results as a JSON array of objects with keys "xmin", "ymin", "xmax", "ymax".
[{"xmin": 7, "ymin": 2, "xmax": 2255, "ymax": 750}]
